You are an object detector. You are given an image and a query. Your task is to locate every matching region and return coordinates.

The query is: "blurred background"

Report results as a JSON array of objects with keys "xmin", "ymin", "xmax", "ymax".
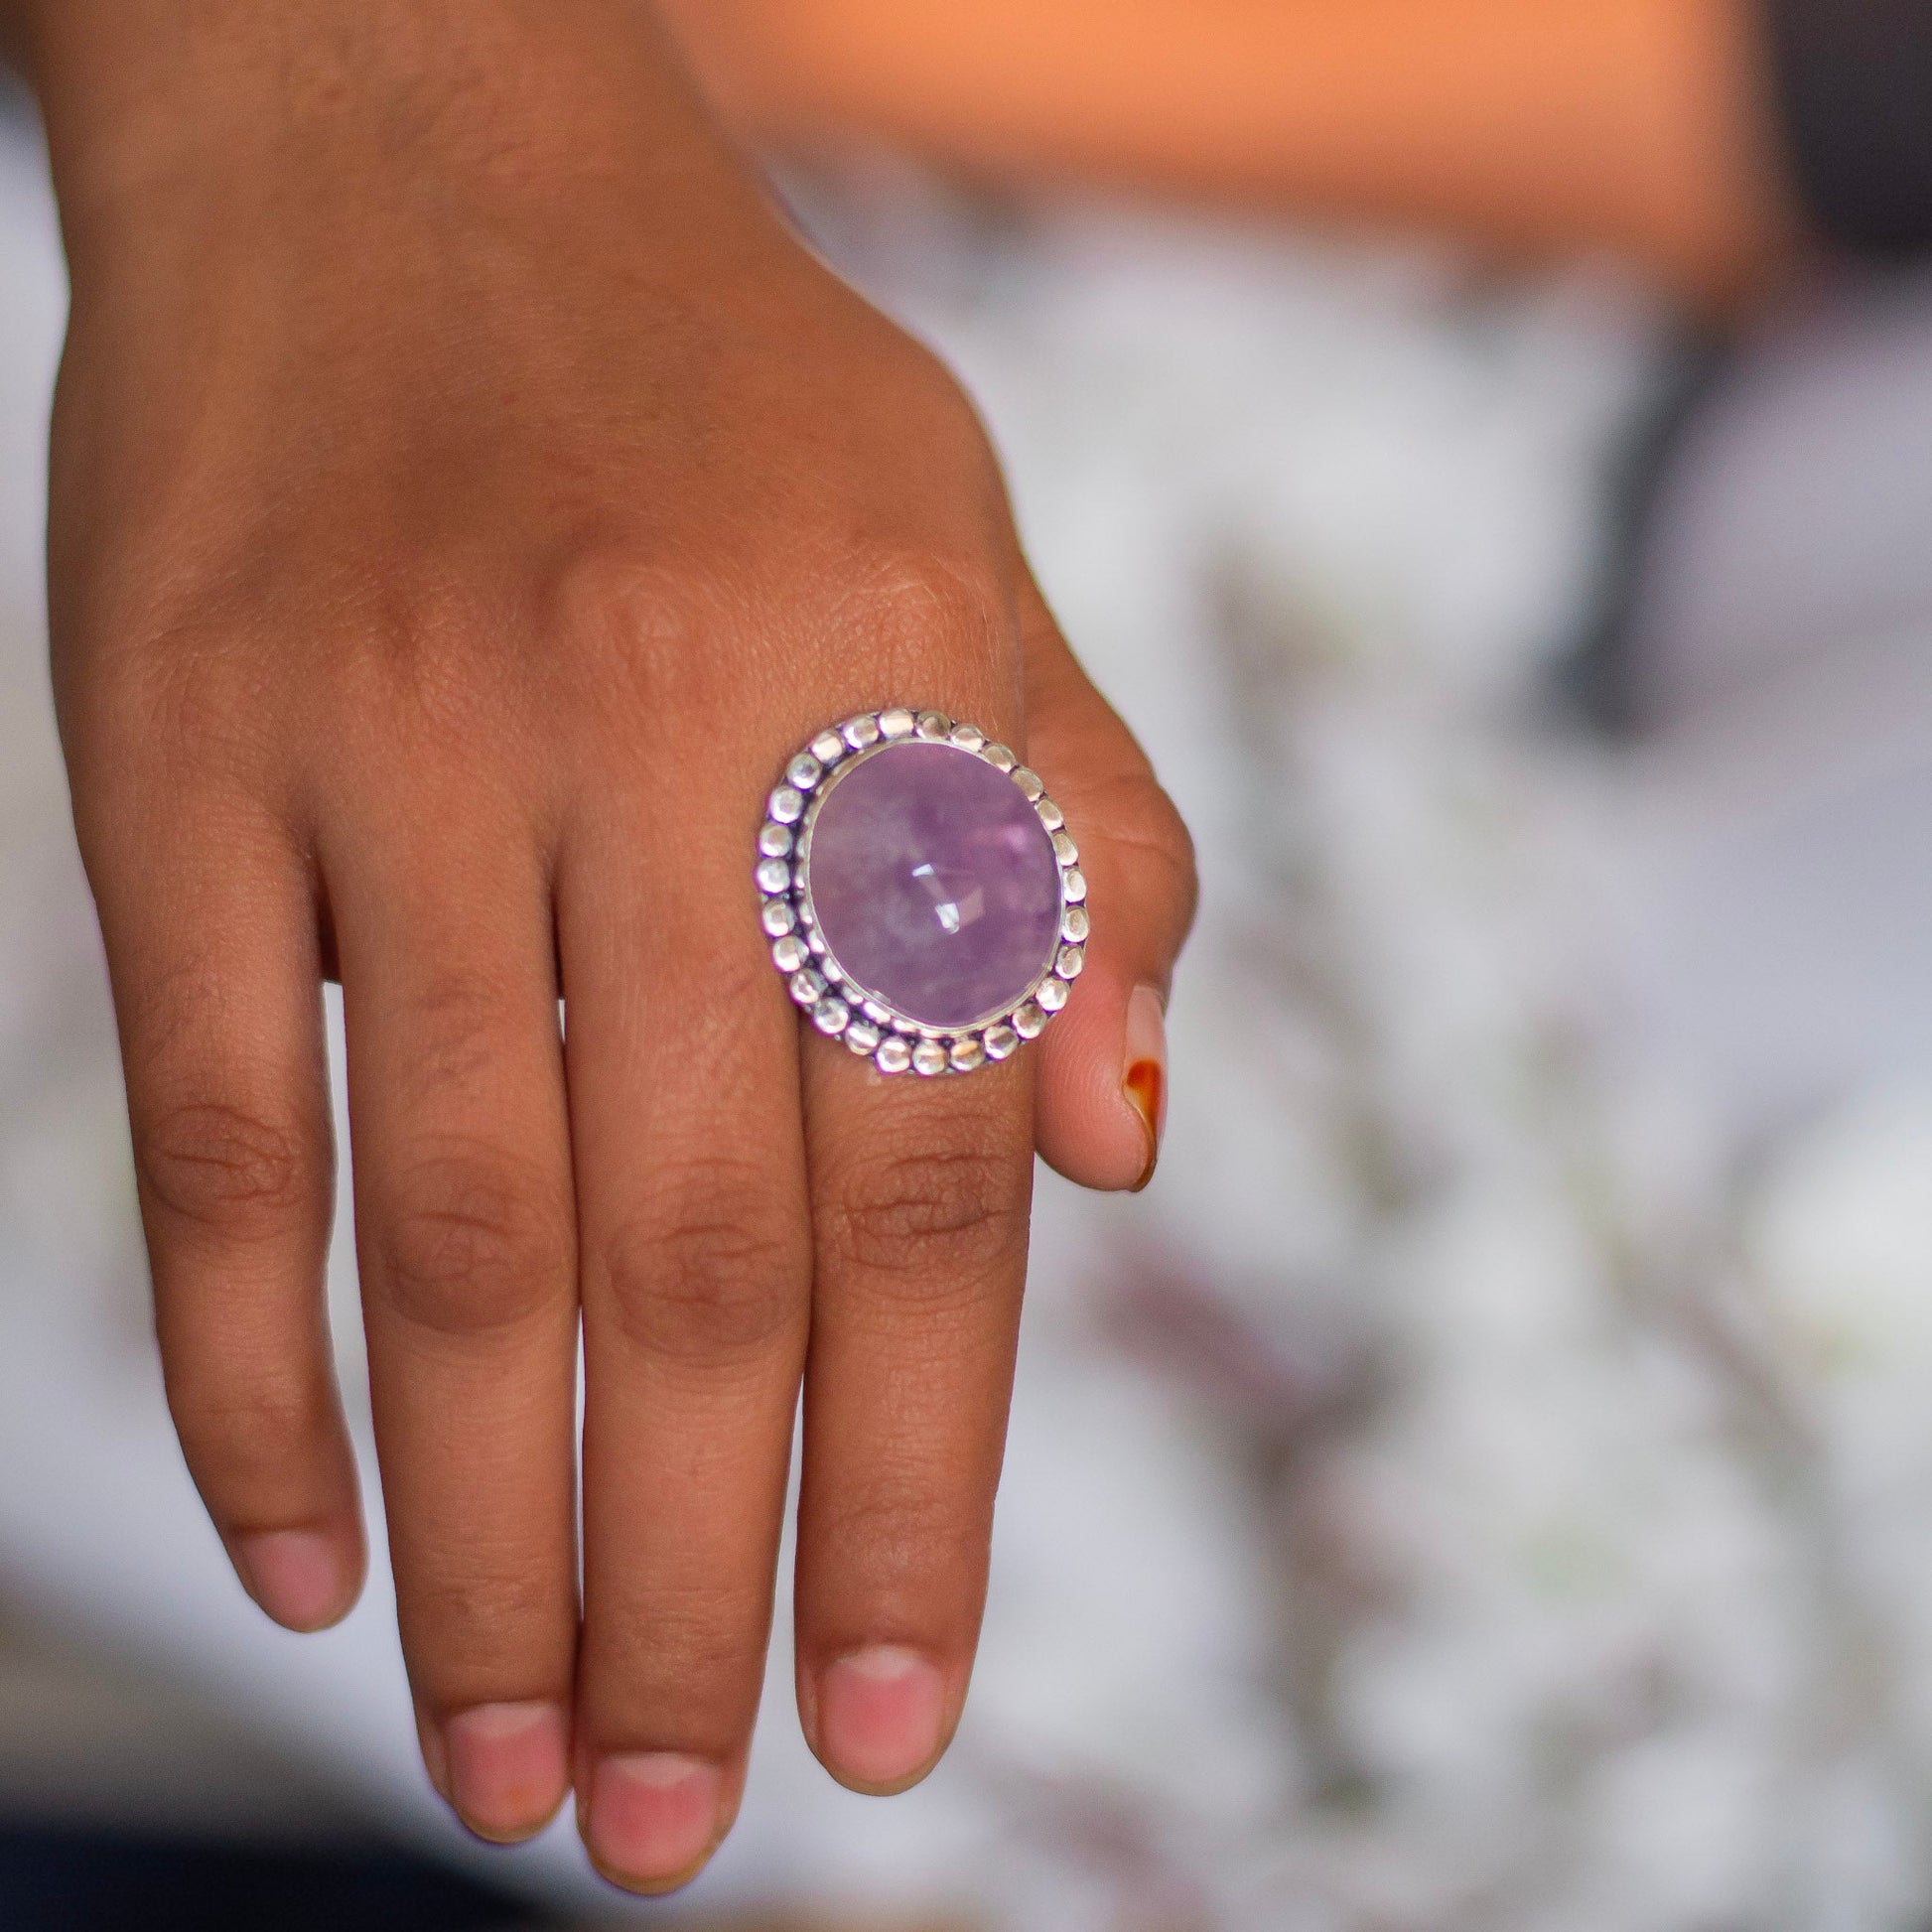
[{"xmin": 9, "ymin": 3, "xmax": 1932, "ymax": 1926}]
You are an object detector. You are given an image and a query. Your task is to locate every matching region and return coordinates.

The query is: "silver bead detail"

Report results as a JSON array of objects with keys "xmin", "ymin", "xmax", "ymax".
[{"xmin": 766, "ymin": 711, "xmax": 1082, "ymax": 1081}]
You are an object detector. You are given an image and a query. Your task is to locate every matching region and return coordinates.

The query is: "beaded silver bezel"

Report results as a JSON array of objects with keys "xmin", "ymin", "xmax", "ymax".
[{"xmin": 757, "ymin": 708, "xmax": 1088, "ymax": 1076}]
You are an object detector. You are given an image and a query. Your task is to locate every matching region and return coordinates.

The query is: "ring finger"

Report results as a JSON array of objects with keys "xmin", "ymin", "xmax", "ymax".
[
  {"xmin": 562, "ymin": 755, "xmax": 814, "ymax": 1894},
  {"xmin": 327, "ymin": 798, "xmax": 580, "ymax": 1844}
]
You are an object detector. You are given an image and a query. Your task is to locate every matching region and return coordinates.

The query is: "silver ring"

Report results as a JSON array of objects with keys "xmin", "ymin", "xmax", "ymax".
[{"xmin": 757, "ymin": 708, "xmax": 1087, "ymax": 1075}]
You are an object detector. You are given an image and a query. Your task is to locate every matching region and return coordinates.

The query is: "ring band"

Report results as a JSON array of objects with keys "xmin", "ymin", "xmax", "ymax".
[{"xmin": 758, "ymin": 709, "xmax": 1087, "ymax": 1075}]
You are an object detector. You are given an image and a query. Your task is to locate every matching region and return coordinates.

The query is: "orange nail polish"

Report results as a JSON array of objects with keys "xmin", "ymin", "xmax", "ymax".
[
  {"xmin": 444, "ymin": 1702, "xmax": 570, "ymax": 1843},
  {"xmin": 1123, "ymin": 985, "xmax": 1168, "ymax": 1190}
]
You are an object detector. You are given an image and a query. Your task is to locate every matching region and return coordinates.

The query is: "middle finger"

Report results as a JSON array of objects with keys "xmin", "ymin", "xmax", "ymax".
[{"xmin": 562, "ymin": 757, "xmax": 813, "ymax": 1893}]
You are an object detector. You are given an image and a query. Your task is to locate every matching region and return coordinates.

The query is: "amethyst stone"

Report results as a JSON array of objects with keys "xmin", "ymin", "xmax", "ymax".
[{"xmin": 805, "ymin": 742, "xmax": 1062, "ymax": 1030}]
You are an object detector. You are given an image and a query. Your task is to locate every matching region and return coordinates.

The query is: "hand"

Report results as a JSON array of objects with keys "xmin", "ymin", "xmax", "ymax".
[{"xmin": 27, "ymin": 0, "xmax": 1194, "ymax": 1889}]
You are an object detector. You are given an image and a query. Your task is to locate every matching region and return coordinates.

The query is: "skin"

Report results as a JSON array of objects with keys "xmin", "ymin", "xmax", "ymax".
[{"xmin": 0, "ymin": 0, "xmax": 1195, "ymax": 1891}]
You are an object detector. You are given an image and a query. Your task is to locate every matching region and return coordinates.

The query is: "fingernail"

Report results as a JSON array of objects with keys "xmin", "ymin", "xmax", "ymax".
[
  {"xmin": 236, "ymin": 1530, "xmax": 349, "ymax": 1631},
  {"xmin": 816, "ymin": 1646, "xmax": 948, "ymax": 1790},
  {"xmin": 587, "ymin": 1753, "xmax": 724, "ymax": 1889},
  {"xmin": 444, "ymin": 1702, "xmax": 569, "ymax": 1842},
  {"xmin": 1123, "ymin": 984, "xmax": 1168, "ymax": 1191}
]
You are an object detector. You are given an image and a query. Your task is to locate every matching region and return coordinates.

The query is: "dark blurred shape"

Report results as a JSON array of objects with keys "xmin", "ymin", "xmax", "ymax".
[
  {"xmin": 0, "ymin": 1820, "xmax": 548, "ymax": 1932},
  {"xmin": 1557, "ymin": 335, "xmax": 1728, "ymax": 737},
  {"xmin": 0, "ymin": 1613, "xmax": 555, "ymax": 1932},
  {"xmin": 1765, "ymin": 0, "xmax": 1932, "ymax": 254}
]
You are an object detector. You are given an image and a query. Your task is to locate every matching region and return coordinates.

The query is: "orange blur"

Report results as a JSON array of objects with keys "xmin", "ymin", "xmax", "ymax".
[{"xmin": 666, "ymin": 0, "xmax": 1797, "ymax": 304}]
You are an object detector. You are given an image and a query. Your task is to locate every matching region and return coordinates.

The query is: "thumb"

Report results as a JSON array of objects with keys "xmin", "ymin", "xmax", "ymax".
[{"xmin": 1020, "ymin": 580, "xmax": 1196, "ymax": 1191}]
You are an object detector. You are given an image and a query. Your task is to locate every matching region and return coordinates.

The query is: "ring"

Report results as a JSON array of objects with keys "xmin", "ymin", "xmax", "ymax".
[{"xmin": 757, "ymin": 708, "xmax": 1087, "ymax": 1075}]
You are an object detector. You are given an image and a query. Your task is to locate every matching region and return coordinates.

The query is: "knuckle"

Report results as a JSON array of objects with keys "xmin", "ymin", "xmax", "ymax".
[
  {"xmin": 170, "ymin": 1379, "xmax": 324, "ymax": 1485},
  {"xmin": 391, "ymin": 972, "xmax": 523, "ymax": 1097},
  {"xmin": 831, "ymin": 1143, "xmax": 1025, "ymax": 1290},
  {"xmin": 373, "ymin": 1146, "xmax": 569, "ymax": 1339},
  {"xmin": 554, "ymin": 540, "xmax": 695, "ymax": 650},
  {"xmin": 603, "ymin": 1162, "xmax": 803, "ymax": 1367},
  {"xmin": 842, "ymin": 545, "xmax": 1004, "ymax": 658},
  {"xmin": 1091, "ymin": 767, "xmax": 1199, "ymax": 928},
  {"xmin": 366, "ymin": 610, "xmax": 513, "ymax": 741},
  {"xmin": 815, "ymin": 1469, "xmax": 980, "ymax": 1587},
  {"xmin": 138, "ymin": 1098, "xmax": 316, "ymax": 1238},
  {"xmin": 545, "ymin": 539, "xmax": 721, "ymax": 708},
  {"xmin": 404, "ymin": 1564, "xmax": 559, "ymax": 1660},
  {"xmin": 69, "ymin": 612, "xmax": 280, "ymax": 802},
  {"xmin": 622, "ymin": 1587, "xmax": 764, "ymax": 1685}
]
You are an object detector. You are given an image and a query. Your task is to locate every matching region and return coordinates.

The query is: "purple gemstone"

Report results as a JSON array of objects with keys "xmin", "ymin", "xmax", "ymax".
[{"xmin": 804, "ymin": 742, "xmax": 1063, "ymax": 1030}]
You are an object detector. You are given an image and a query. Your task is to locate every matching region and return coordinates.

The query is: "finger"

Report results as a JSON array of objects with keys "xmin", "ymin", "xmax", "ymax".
[
  {"xmin": 786, "ymin": 662, "xmax": 1035, "ymax": 1793},
  {"xmin": 796, "ymin": 1045, "xmax": 1034, "ymax": 1794},
  {"xmin": 78, "ymin": 776, "xmax": 361, "ymax": 1633},
  {"xmin": 1021, "ymin": 584, "xmax": 1196, "ymax": 1191},
  {"xmin": 563, "ymin": 759, "xmax": 813, "ymax": 1894},
  {"xmin": 329, "ymin": 808, "xmax": 578, "ymax": 1845}
]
